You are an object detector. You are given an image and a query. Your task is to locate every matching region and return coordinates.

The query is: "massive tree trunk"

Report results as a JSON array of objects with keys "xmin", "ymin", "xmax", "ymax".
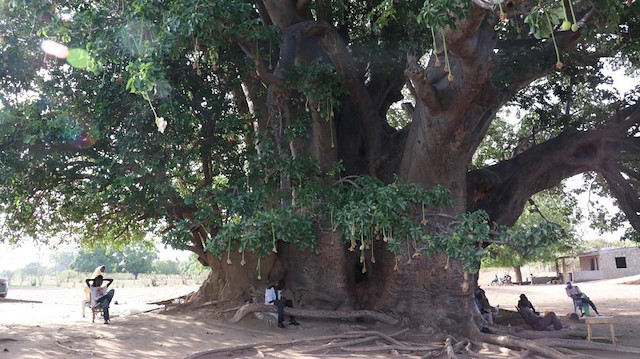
[{"xmin": 185, "ymin": 1, "xmax": 640, "ymax": 335}]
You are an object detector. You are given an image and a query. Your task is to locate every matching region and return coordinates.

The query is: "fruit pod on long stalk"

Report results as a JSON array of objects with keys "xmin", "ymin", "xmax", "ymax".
[
  {"xmin": 546, "ymin": 13, "xmax": 564, "ymax": 69},
  {"xmin": 560, "ymin": 0, "xmax": 571, "ymax": 30},
  {"xmin": 567, "ymin": 0, "xmax": 579, "ymax": 31}
]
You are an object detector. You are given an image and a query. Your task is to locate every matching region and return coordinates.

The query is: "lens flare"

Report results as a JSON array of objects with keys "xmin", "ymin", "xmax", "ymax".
[
  {"xmin": 40, "ymin": 40, "xmax": 69, "ymax": 59},
  {"xmin": 63, "ymin": 118, "xmax": 98, "ymax": 149}
]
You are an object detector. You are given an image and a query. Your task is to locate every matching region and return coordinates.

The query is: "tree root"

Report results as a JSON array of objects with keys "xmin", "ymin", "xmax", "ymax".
[
  {"xmin": 186, "ymin": 328, "xmax": 441, "ymax": 359},
  {"xmin": 445, "ymin": 337, "xmax": 460, "ymax": 359},
  {"xmin": 473, "ymin": 331, "xmax": 640, "ymax": 359},
  {"xmin": 479, "ymin": 333, "xmax": 569, "ymax": 359},
  {"xmin": 302, "ymin": 328, "xmax": 428, "ymax": 353},
  {"xmin": 187, "ymin": 320, "xmax": 640, "ymax": 359},
  {"xmin": 534, "ymin": 337, "xmax": 640, "ymax": 354},
  {"xmin": 229, "ymin": 302, "xmax": 399, "ymax": 325}
]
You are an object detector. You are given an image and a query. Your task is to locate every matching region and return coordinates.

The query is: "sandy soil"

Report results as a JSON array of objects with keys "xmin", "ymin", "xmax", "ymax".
[{"xmin": 1, "ymin": 276, "xmax": 640, "ymax": 359}]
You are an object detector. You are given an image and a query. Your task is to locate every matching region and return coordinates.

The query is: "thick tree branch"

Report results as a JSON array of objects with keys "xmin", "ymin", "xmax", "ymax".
[
  {"xmin": 262, "ymin": 0, "xmax": 312, "ymax": 28},
  {"xmin": 406, "ymin": 52, "xmax": 442, "ymax": 114},
  {"xmin": 315, "ymin": 0, "xmax": 332, "ymax": 22},
  {"xmin": 467, "ymin": 102, "xmax": 638, "ymax": 226},
  {"xmin": 255, "ymin": 0, "xmax": 273, "ymax": 27},
  {"xmin": 237, "ymin": 39, "xmax": 284, "ymax": 87},
  {"xmin": 601, "ymin": 162, "xmax": 640, "ymax": 233},
  {"xmin": 404, "ymin": 5, "xmax": 499, "ymax": 165},
  {"xmin": 300, "ymin": 21, "xmax": 391, "ymax": 175}
]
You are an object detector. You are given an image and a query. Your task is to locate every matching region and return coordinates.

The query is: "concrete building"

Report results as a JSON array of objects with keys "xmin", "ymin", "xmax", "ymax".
[{"xmin": 556, "ymin": 246, "xmax": 640, "ymax": 283}]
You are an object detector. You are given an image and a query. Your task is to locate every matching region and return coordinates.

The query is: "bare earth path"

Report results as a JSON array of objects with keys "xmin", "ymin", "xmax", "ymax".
[{"xmin": 1, "ymin": 277, "xmax": 640, "ymax": 358}]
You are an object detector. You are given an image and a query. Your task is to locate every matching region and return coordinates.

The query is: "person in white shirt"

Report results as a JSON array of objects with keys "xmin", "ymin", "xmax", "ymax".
[
  {"xmin": 86, "ymin": 275, "xmax": 115, "ymax": 324},
  {"xmin": 265, "ymin": 279, "xmax": 300, "ymax": 328},
  {"xmin": 83, "ymin": 265, "xmax": 107, "ymax": 316},
  {"xmin": 565, "ymin": 281, "xmax": 599, "ymax": 315}
]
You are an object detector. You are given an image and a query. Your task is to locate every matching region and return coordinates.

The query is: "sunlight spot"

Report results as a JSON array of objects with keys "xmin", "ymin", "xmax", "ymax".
[{"xmin": 40, "ymin": 40, "xmax": 69, "ymax": 59}]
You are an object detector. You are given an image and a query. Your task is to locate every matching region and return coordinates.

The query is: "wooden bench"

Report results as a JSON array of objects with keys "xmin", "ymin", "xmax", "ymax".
[{"xmin": 584, "ymin": 316, "xmax": 616, "ymax": 344}]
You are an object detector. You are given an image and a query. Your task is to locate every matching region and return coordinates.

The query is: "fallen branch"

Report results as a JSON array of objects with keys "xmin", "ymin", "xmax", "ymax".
[
  {"xmin": 303, "ymin": 328, "xmax": 414, "ymax": 354},
  {"xmin": 229, "ymin": 302, "xmax": 398, "ymax": 325},
  {"xmin": 183, "ymin": 342, "xmax": 268, "ymax": 359},
  {"xmin": 445, "ymin": 337, "xmax": 460, "ymax": 359},
  {"xmin": 452, "ymin": 338, "xmax": 468, "ymax": 353},
  {"xmin": 302, "ymin": 336, "xmax": 380, "ymax": 354},
  {"xmin": 221, "ymin": 305, "xmax": 242, "ymax": 313},
  {"xmin": 480, "ymin": 334, "xmax": 569, "ymax": 359},
  {"xmin": 555, "ymin": 347, "xmax": 598, "ymax": 358},
  {"xmin": 341, "ymin": 329, "xmax": 410, "ymax": 346},
  {"xmin": 534, "ymin": 338, "xmax": 640, "ymax": 354},
  {"xmin": 185, "ymin": 332, "xmax": 375, "ymax": 359},
  {"xmin": 193, "ymin": 300, "xmax": 223, "ymax": 309},
  {"xmin": 341, "ymin": 344, "xmax": 441, "ymax": 352},
  {"xmin": 151, "ymin": 294, "xmax": 188, "ymax": 306}
]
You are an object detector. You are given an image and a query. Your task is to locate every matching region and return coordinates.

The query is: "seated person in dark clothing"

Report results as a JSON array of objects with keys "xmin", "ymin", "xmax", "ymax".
[
  {"xmin": 265, "ymin": 279, "xmax": 300, "ymax": 328},
  {"xmin": 517, "ymin": 306, "xmax": 563, "ymax": 331},
  {"xmin": 474, "ymin": 287, "xmax": 494, "ymax": 324},
  {"xmin": 517, "ymin": 294, "xmax": 539, "ymax": 315}
]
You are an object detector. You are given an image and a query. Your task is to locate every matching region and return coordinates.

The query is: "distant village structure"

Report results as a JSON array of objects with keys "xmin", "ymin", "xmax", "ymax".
[{"xmin": 556, "ymin": 246, "xmax": 640, "ymax": 283}]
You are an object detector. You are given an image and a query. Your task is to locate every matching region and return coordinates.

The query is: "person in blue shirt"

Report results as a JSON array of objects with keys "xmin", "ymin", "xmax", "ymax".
[{"xmin": 264, "ymin": 279, "xmax": 300, "ymax": 328}]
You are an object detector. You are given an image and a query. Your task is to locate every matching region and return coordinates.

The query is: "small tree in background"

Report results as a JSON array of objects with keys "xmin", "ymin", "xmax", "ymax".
[
  {"xmin": 71, "ymin": 248, "xmax": 121, "ymax": 274},
  {"xmin": 51, "ymin": 251, "xmax": 75, "ymax": 272},
  {"xmin": 482, "ymin": 189, "xmax": 577, "ymax": 282},
  {"xmin": 179, "ymin": 254, "xmax": 209, "ymax": 277},
  {"xmin": 120, "ymin": 245, "xmax": 157, "ymax": 280},
  {"xmin": 153, "ymin": 260, "xmax": 180, "ymax": 275},
  {"xmin": 22, "ymin": 262, "xmax": 46, "ymax": 286}
]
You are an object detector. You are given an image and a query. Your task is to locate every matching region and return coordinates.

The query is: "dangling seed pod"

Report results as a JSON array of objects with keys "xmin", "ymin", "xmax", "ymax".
[
  {"xmin": 430, "ymin": 27, "xmax": 441, "ymax": 67},
  {"xmin": 498, "ymin": 0, "xmax": 507, "ymax": 20},
  {"xmin": 546, "ymin": 13, "xmax": 563, "ymax": 71},
  {"xmin": 568, "ymin": 0, "xmax": 579, "ymax": 31},
  {"xmin": 256, "ymin": 258, "xmax": 262, "ymax": 280},
  {"xmin": 441, "ymin": 32, "xmax": 453, "ymax": 82}
]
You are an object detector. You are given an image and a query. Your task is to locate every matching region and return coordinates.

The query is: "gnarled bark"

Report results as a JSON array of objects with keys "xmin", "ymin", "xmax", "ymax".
[{"xmin": 186, "ymin": 1, "xmax": 640, "ymax": 340}]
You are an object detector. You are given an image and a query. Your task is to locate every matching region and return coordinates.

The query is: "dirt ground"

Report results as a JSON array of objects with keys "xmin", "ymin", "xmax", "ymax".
[{"xmin": 1, "ymin": 276, "xmax": 640, "ymax": 359}]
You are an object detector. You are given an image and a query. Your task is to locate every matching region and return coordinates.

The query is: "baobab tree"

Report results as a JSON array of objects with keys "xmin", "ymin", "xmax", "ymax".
[{"xmin": 1, "ymin": 0, "xmax": 639, "ymax": 343}]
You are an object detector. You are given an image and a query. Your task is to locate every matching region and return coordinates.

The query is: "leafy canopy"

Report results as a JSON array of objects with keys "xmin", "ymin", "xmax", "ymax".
[{"xmin": 0, "ymin": 0, "xmax": 638, "ymax": 279}]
